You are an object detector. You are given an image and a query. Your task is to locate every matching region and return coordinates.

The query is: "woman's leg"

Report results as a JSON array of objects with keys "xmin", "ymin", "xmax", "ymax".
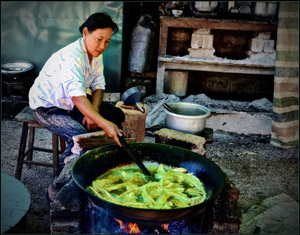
[{"xmin": 32, "ymin": 107, "xmax": 88, "ymax": 160}]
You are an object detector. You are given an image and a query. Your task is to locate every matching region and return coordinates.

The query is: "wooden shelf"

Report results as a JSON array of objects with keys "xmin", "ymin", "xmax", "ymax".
[
  {"xmin": 158, "ymin": 17, "xmax": 278, "ymax": 56},
  {"xmin": 156, "ymin": 17, "xmax": 278, "ymax": 94}
]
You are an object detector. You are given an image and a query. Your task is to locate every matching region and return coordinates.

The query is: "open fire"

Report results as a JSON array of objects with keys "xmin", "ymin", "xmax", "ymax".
[
  {"xmin": 114, "ymin": 218, "xmax": 142, "ymax": 234},
  {"xmin": 114, "ymin": 218, "xmax": 171, "ymax": 234},
  {"xmin": 83, "ymin": 196, "xmax": 208, "ymax": 234}
]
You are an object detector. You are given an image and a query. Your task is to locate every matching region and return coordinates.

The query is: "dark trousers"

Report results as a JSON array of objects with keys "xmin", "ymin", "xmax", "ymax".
[{"xmin": 32, "ymin": 100, "xmax": 125, "ymax": 159}]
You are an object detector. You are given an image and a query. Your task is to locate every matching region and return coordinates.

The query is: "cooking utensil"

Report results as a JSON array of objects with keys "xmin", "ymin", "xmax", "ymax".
[
  {"xmin": 72, "ymin": 142, "xmax": 225, "ymax": 224},
  {"xmin": 164, "ymin": 102, "xmax": 210, "ymax": 135},
  {"xmin": 163, "ymin": 103, "xmax": 175, "ymax": 113},
  {"xmin": 121, "ymin": 87, "xmax": 144, "ymax": 113},
  {"xmin": 118, "ymin": 136, "xmax": 151, "ymax": 176},
  {"xmin": 1, "ymin": 60, "xmax": 34, "ymax": 78}
]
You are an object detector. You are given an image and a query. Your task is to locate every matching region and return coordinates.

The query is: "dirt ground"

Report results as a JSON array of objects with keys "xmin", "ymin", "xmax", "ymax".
[{"xmin": 1, "ymin": 119, "xmax": 299, "ymax": 234}]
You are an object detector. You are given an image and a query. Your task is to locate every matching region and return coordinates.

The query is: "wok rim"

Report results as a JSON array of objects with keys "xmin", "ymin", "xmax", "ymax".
[{"xmin": 72, "ymin": 142, "xmax": 225, "ymax": 212}]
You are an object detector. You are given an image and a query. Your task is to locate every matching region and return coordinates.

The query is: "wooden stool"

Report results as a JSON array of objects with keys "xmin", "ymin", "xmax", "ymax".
[{"xmin": 15, "ymin": 106, "xmax": 66, "ymax": 180}]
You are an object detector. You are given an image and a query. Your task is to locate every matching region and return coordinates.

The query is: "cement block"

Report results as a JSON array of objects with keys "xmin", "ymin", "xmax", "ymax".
[
  {"xmin": 255, "ymin": 31, "xmax": 271, "ymax": 40},
  {"xmin": 188, "ymin": 47, "xmax": 215, "ymax": 58},
  {"xmin": 249, "ymin": 38, "xmax": 264, "ymax": 52},
  {"xmin": 193, "ymin": 28, "xmax": 211, "ymax": 35},
  {"xmin": 191, "ymin": 34, "xmax": 214, "ymax": 49},
  {"xmin": 115, "ymin": 101, "xmax": 147, "ymax": 142},
  {"xmin": 202, "ymin": 34, "xmax": 214, "ymax": 49},
  {"xmin": 263, "ymin": 40, "xmax": 275, "ymax": 53},
  {"xmin": 50, "ymin": 180, "xmax": 82, "ymax": 217},
  {"xmin": 246, "ymin": 50, "xmax": 276, "ymax": 61},
  {"xmin": 191, "ymin": 33, "xmax": 203, "ymax": 48},
  {"xmin": 154, "ymin": 128, "xmax": 206, "ymax": 155}
]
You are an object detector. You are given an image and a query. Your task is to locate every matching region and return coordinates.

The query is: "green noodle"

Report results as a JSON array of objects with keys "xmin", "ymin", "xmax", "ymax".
[{"xmin": 86, "ymin": 164, "xmax": 206, "ymax": 209}]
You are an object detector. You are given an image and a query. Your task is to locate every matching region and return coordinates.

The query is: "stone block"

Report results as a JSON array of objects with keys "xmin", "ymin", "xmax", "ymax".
[
  {"xmin": 193, "ymin": 28, "xmax": 211, "ymax": 34},
  {"xmin": 188, "ymin": 47, "xmax": 215, "ymax": 59},
  {"xmin": 263, "ymin": 39, "xmax": 275, "ymax": 53},
  {"xmin": 50, "ymin": 180, "xmax": 83, "ymax": 217},
  {"xmin": 71, "ymin": 131, "xmax": 115, "ymax": 155},
  {"xmin": 115, "ymin": 101, "xmax": 147, "ymax": 142},
  {"xmin": 246, "ymin": 50, "xmax": 276, "ymax": 61},
  {"xmin": 191, "ymin": 34, "xmax": 214, "ymax": 49},
  {"xmin": 55, "ymin": 155, "xmax": 80, "ymax": 190},
  {"xmin": 191, "ymin": 33, "xmax": 203, "ymax": 48},
  {"xmin": 202, "ymin": 34, "xmax": 214, "ymax": 49},
  {"xmin": 154, "ymin": 128, "xmax": 206, "ymax": 155},
  {"xmin": 255, "ymin": 31, "xmax": 271, "ymax": 40},
  {"xmin": 249, "ymin": 38, "xmax": 264, "ymax": 52}
]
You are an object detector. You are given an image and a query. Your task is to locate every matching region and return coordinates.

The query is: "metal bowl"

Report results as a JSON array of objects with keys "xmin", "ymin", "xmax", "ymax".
[
  {"xmin": 164, "ymin": 102, "xmax": 210, "ymax": 134},
  {"xmin": 1, "ymin": 60, "xmax": 34, "ymax": 76}
]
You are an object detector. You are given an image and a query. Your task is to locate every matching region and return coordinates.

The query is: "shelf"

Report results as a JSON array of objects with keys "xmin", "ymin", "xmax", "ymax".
[
  {"xmin": 159, "ymin": 17, "xmax": 278, "ymax": 56},
  {"xmin": 156, "ymin": 56, "xmax": 275, "ymax": 94},
  {"xmin": 155, "ymin": 16, "xmax": 277, "ymax": 94}
]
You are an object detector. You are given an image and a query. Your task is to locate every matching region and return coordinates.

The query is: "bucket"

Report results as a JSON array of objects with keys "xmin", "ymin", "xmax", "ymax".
[
  {"xmin": 167, "ymin": 70, "xmax": 189, "ymax": 97},
  {"xmin": 167, "ymin": 28, "xmax": 192, "ymax": 56}
]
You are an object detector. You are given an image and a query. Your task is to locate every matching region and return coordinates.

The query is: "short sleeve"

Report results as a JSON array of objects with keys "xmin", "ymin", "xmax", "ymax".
[
  {"xmin": 90, "ymin": 55, "xmax": 106, "ymax": 92},
  {"xmin": 62, "ymin": 58, "xmax": 87, "ymax": 98}
]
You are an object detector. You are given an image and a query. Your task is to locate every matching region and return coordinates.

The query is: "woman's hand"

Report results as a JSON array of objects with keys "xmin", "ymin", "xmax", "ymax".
[
  {"xmin": 102, "ymin": 120, "xmax": 123, "ymax": 147},
  {"xmin": 82, "ymin": 116, "xmax": 98, "ymax": 131},
  {"xmin": 72, "ymin": 95, "xmax": 122, "ymax": 146}
]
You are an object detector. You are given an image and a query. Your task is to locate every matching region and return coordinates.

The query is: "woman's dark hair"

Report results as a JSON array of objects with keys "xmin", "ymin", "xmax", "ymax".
[{"xmin": 79, "ymin": 12, "xmax": 119, "ymax": 35}]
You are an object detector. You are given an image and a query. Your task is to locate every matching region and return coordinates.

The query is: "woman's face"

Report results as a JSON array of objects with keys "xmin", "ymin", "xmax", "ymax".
[{"xmin": 83, "ymin": 27, "xmax": 113, "ymax": 61}]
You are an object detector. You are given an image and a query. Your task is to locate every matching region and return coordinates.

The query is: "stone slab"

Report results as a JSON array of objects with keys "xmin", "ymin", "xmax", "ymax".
[
  {"xmin": 154, "ymin": 128, "xmax": 206, "ymax": 155},
  {"xmin": 240, "ymin": 194, "xmax": 299, "ymax": 234},
  {"xmin": 206, "ymin": 112, "xmax": 272, "ymax": 135},
  {"xmin": 188, "ymin": 47, "xmax": 215, "ymax": 58}
]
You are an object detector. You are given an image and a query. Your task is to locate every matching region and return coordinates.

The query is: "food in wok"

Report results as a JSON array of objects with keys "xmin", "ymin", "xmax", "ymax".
[{"xmin": 86, "ymin": 163, "xmax": 206, "ymax": 209}]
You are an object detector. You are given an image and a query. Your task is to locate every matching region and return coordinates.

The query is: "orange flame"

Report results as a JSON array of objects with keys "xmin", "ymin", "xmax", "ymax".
[
  {"xmin": 127, "ymin": 222, "xmax": 141, "ymax": 234},
  {"xmin": 161, "ymin": 223, "xmax": 170, "ymax": 233},
  {"xmin": 114, "ymin": 218, "xmax": 141, "ymax": 234},
  {"xmin": 114, "ymin": 218, "xmax": 125, "ymax": 229}
]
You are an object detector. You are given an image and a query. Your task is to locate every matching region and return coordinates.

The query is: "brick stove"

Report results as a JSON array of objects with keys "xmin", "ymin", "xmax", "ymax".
[
  {"xmin": 50, "ymin": 156, "xmax": 241, "ymax": 234},
  {"xmin": 50, "ymin": 105, "xmax": 241, "ymax": 234}
]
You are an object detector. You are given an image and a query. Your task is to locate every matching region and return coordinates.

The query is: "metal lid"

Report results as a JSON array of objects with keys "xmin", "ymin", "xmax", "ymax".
[{"xmin": 1, "ymin": 60, "xmax": 34, "ymax": 75}]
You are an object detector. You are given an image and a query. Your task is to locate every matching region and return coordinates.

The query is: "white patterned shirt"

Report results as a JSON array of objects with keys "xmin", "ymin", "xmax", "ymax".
[{"xmin": 29, "ymin": 37, "xmax": 106, "ymax": 110}]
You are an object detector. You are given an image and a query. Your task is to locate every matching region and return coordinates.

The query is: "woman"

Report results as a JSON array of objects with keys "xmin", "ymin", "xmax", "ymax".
[{"xmin": 29, "ymin": 12, "xmax": 124, "ymax": 166}]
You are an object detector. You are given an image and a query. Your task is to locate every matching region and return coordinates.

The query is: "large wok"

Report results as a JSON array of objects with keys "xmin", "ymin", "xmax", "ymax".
[{"xmin": 72, "ymin": 143, "xmax": 225, "ymax": 224}]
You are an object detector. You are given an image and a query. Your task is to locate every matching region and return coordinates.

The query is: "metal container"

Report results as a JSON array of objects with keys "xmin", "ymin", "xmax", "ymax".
[
  {"xmin": 167, "ymin": 70, "xmax": 189, "ymax": 97},
  {"xmin": 72, "ymin": 143, "xmax": 225, "ymax": 224},
  {"xmin": 1, "ymin": 60, "xmax": 34, "ymax": 99},
  {"xmin": 164, "ymin": 102, "xmax": 211, "ymax": 134}
]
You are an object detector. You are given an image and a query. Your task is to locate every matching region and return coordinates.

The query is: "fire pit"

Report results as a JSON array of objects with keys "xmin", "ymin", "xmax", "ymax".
[
  {"xmin": 50, "ymin": 143, "xmax": 242, "ymax": 234},
  {"xmin": 83, "ymin": 196, "xmax": 208, "ymax": 234}
]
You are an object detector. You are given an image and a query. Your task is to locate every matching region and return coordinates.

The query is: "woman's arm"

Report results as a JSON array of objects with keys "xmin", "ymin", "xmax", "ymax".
[
  {"xmin": 72, "ymin": 95, "xmax": 122, "ymax": 146},
  {"xmin": 82, "ymin": 89, "xmax": 103, "ymax": 130},
  {"xmin": 91, "ymin": 89, "xmax": 104, "ymax": 112}
]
